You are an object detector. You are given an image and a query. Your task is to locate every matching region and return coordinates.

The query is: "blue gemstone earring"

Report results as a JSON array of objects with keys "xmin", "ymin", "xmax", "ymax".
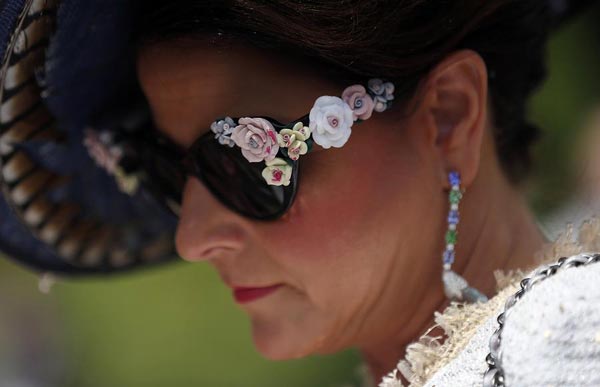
[{"xmin": 442, "ymin": 171, "xmax": 488, "ymax": 303}]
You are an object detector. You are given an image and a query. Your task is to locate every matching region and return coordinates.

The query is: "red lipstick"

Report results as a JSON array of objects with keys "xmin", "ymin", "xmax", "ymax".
[{"xmin": 232, "ymin": 284, "xmax": 283, "ymax": 303}]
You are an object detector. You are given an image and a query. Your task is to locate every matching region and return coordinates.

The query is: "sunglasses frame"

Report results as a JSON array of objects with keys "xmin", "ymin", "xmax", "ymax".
[
  {"xmin": 119, "ymin": 78, "xmax": 395, "ymax": 222},
  {"xmin": 135, "ymin": 114, "xmax": 309, "ymax": 221}
]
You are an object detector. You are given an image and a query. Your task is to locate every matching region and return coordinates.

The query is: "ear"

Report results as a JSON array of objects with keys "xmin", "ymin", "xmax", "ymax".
[{"xmin": 411, "ymin": 49, "xmax": 488, "ymax": 190}]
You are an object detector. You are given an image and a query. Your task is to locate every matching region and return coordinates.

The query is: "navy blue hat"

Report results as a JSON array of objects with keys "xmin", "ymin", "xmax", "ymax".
[{"xmin": 0, "ymin": 0, "xmax": 178, "ymax": 276}]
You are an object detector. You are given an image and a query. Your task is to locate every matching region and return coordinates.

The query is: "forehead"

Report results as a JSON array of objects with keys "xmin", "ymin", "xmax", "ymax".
[{"xmin": 135, "ymin": 39, "xmax": 338, "ymax": 146}]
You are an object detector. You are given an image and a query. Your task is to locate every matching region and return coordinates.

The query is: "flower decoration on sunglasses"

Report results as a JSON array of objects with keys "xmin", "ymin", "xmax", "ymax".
[
  {"xmin": 262, "ymin": 157, "xmax": 294, "ymax": 186},
  {"xmin": 83, "ymin": 128, "xmax": 141, "ymax": 195},
  {"xmin": 210, "ymin": 116, "xmax": 237, "ymax": 147},
  {"xmin": 231, "ymin": 117, "xmax": 280, "ymax": 162},
  {"xmin": 277, "ymin": 122, "xmax": 311, "ymax": 160},
  {"xmin": 368, "ymin": 78, "xmax": 395, "ymax": 112},
  {"xmin": 212, "ymin": 78, "xmax": 395, "ymax": 186}
]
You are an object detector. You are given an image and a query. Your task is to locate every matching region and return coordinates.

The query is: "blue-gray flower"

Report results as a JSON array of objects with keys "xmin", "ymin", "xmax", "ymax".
[{"xmin": 210, "ymin": 117, "xmax": 237, "ymax": 147}]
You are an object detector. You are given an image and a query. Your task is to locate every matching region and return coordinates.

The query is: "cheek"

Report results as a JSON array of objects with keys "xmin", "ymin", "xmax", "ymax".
[
  {"xmin": 262, "ymin": 126, "xmax": 421, "ymax": 307},
  {"xmin": 247, "ymin": 124, "xmax": 440, "ymax": 354}
]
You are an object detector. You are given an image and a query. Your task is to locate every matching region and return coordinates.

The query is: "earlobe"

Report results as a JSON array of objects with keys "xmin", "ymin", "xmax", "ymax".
[{"xmin": 425, "ymin": 49, "xmax": 488, "ymax": 189}]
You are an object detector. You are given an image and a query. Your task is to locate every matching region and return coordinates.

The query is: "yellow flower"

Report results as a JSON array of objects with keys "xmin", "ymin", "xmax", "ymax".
[
  {"xmin": 290, "ymin": 121, "xmax": 311, "ymax": 140},
  {"xmin": 261, "ymin": 158, "xmax": 293, "ymax": 186},
  {"xmin": 276, "ymin": 122, "xmax": 311, "ymax": 161},
  {"xmin": 287, "ymin": 140, "xmax": 308, "ymax": 161},
  {"xmin": 277, "ymin": 129, "xmax": 297, "ymax": 147}
]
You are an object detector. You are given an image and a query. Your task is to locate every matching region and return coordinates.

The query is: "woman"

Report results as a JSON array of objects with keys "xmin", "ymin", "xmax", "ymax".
[
  {"xmin": 135, "ymin": 0, "xmax": 548, "ymax": 372},
  {"xmin": 0, "ymin": 0, "xmax": 598, "ymax": 386}
]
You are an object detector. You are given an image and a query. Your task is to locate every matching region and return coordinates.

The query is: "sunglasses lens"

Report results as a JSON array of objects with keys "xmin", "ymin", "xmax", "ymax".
[{"xmin": 187, "ymin": 138, "xmax": 296, "ymax": 220}]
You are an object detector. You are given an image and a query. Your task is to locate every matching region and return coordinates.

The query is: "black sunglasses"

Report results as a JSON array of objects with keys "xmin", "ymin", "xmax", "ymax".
[
  {"xmin": 127, "ymin": 78, "xmax": 395, "ymax": 221},
  {"xmin": 133, "ymin": 114, "xmax": 309, "ymax": 221}
]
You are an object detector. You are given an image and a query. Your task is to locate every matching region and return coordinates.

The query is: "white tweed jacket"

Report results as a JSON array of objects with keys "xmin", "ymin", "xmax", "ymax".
[{"xmin": 373, "ymin": 219, "xmax": 600, "ymax": 387}]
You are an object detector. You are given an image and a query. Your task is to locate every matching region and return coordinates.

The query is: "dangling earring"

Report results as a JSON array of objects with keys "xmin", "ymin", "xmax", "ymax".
[{"xmin": 441, "ymin": 170, "xmax": 488, "ymax": 303}]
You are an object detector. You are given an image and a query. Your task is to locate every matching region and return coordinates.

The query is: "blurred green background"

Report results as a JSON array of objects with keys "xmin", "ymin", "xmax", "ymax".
[{"xmin": 1, "ymin": 6, "xmax": 600, "ymax": 387}]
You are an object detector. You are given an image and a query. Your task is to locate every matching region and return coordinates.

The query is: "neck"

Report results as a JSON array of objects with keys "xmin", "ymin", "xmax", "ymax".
[
  {"xmin": 360, "ymin": 175, "xmax": 548, "ymax": 383},
  {"xmin": 458, "ymin": 176, "xmax": 549, "ymax": 297}
]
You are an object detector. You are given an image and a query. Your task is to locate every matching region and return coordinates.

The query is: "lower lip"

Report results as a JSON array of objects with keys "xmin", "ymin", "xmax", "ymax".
[{"xmin": 233, "ymin": 284, "xmax": 283, "ymax": 304}]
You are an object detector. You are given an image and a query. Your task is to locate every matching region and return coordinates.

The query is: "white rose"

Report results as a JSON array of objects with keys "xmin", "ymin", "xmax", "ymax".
[{"xmin": 308, "ymin": 96, "xmax": 355, "ymax": 149}]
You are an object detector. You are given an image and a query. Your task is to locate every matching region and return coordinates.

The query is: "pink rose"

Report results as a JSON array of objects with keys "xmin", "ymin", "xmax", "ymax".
[
  {"xmin": 231, "ymin": 117, "xmax": 280, "ymax": 162},
  {"xmin": 342, "ymin": 85, "xmax": 375, "ymax": 120}
]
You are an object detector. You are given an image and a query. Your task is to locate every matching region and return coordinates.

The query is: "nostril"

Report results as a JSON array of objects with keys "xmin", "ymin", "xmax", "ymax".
[
  {"xmin": 175, "ymin": 226, "xmax": 246, "ymax": 261},
  {"xmin": 177, "ymin": 245, "xmax": 238, "ymax": 262}
]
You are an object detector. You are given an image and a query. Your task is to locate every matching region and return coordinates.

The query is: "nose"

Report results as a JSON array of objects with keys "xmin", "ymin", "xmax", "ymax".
[{"xmin": 175, "ymin": 177, "xmax": 248, "ymax": 261}]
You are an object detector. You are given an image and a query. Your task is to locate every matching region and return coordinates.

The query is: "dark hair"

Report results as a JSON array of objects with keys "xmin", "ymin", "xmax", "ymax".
[{"xmin": 135, "ymin": 0, "xmax": 555, "ymax": 184}]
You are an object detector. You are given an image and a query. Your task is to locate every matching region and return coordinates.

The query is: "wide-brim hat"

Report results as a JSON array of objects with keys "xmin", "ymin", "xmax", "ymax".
[
  {"xmin": 0, "ymin": 0, "xmax": 590, "ymax": 276},
  {"xmin": 0, "ymin": 0, "xmax": 177, "ymax": 276}
]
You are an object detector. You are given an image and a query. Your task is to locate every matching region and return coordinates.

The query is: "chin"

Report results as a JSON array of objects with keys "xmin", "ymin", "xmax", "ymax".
[
  {"xmin": 245, "ymin": 290, "xmax": 345, "ymax": 359},
  {"xmin": 249, "ymin": 317, "xmax": 322, "ymax": 360}
]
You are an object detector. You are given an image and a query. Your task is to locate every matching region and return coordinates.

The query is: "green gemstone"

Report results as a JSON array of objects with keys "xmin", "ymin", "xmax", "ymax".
[
  {"xmin": 445, "ymin": 230, "xmax": 457, "ymax": 244},
  {"xmin": 449, "ymin": 190, "xmax": 462, "ymax": 204}
]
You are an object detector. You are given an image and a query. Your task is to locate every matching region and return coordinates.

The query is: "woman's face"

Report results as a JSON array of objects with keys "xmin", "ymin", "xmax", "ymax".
[{"xmin": 136, "ymin": 39, "xmax": 447, "ymax": 359}]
